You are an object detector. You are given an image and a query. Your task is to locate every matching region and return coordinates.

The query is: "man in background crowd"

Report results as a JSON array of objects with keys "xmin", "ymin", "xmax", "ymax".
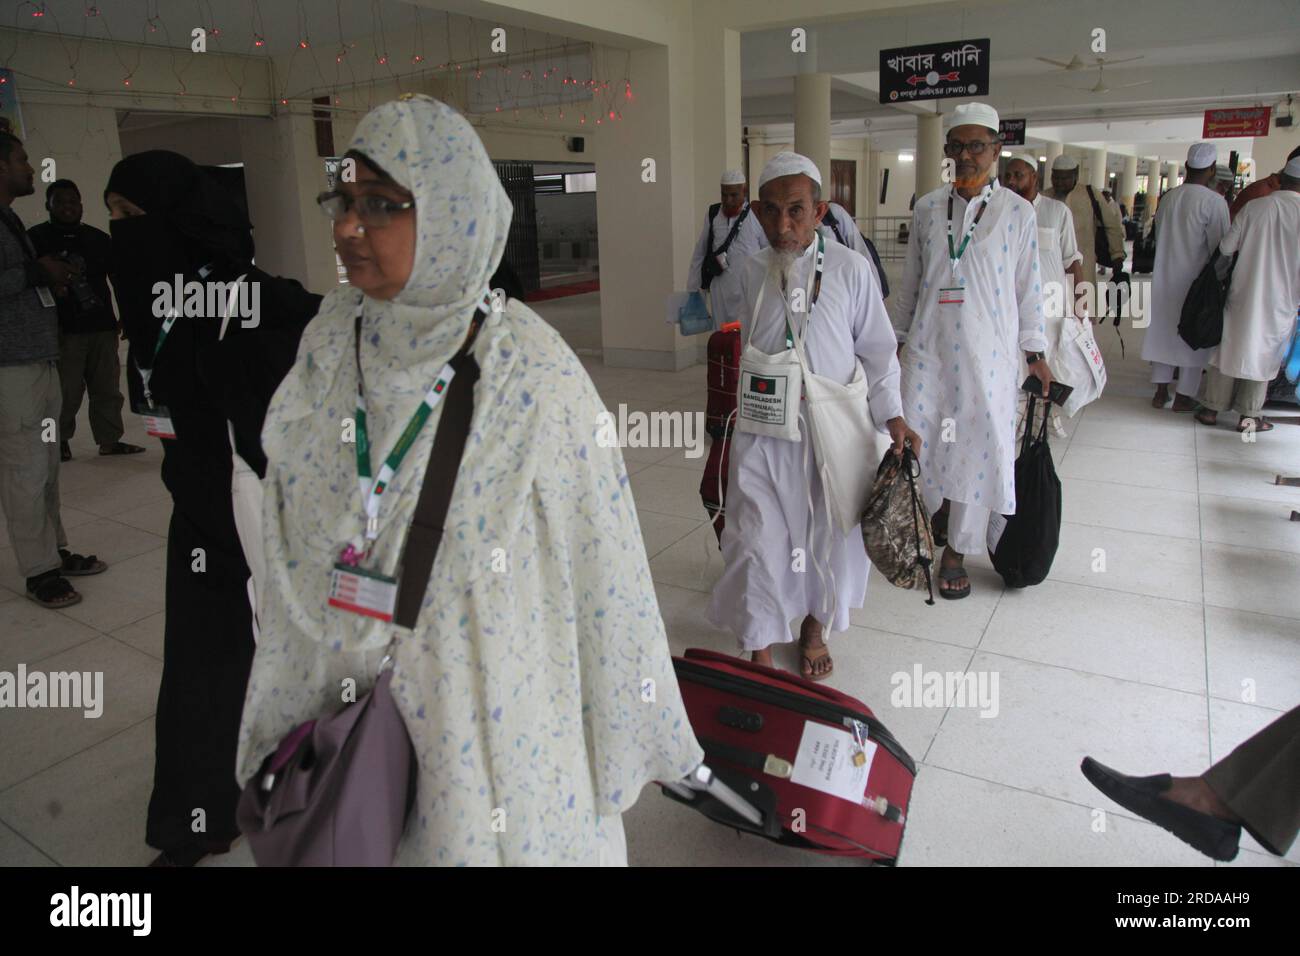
[
  {"xmin": 29, "ymin": 178, "xmax": 143, "ymax": 461},
  {"xmin": 0, "ymin": 132, "xmax": 107, "ymax": 609}
]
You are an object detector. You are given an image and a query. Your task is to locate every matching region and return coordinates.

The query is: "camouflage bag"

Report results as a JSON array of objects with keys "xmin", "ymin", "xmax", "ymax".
[{"xmin": 860, "ymin": 446, "xmax": 935, "ymax": 604}]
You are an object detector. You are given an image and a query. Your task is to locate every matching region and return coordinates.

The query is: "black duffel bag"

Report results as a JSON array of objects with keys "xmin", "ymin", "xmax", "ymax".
[
  {"xmin": 990, "ymin": 394, "xmax": 1062, "ymax": 588},
  {"xmin": 1178, "ymin": 249, "xmax": 1237, "ymax": 350}
]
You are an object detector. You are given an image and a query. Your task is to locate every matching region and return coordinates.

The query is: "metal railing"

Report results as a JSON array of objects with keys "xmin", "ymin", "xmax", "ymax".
[{"xmin": 855, "ymin": 215, "xmax": 912, "ymax": 261}]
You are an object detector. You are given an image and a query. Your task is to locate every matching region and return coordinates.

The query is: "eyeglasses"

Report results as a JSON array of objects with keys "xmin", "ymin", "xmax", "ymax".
[
  {"xmin": 943, "ymin": 140, "xmax": 999, "ymax": 158},
  {"xmin": 317, "ymin": 190, "xmax": 415, "ymax": 227}
]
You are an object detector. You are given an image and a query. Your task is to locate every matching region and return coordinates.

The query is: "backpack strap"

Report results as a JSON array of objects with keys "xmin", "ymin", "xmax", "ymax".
[{"xmin": 713, "ymin": 203, "xmax": 751, "ymax": 257}]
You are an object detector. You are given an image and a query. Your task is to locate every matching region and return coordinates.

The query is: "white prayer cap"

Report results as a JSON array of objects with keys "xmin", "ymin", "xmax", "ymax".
[
  {"xmin": 1284, "ymin": 156, "xmax": 1300, "ymax": 177},
  {"xmin": 1187, "ymin": 142, "xmax": 1217, "ymax": 169},
  {"xmin": 946, "ymin": 102, "xmax": 999, "ymax": 132},
  {"xmin": 1052, "ymin": 154, "xmax": 1080, "ymax": 171},
  {"xmin": 758, "ymin": 151, "xmax": 822, "ymax": 190},
  {"xmin": 1006, "ymin": 153, "xmax": 1039, "ymax": 170},
  {"xmin": 720, "ymin": 168, "xmax": 746, "ymax": 185},
  {"xmin": 1215, "ymin": 165, "xmax": 1234, "ymax": 182}
]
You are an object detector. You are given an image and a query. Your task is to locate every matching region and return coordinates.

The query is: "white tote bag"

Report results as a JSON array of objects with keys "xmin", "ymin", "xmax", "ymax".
[
  {"xmin": 735, "ymin": 274, "xmax": 804, "ymax": 442},
  {"xmin": 1055, "ymin": 314, "xmax": 1107, "ymax": 417},
  {"xmin": 790, "ymin": 326, "xmax": 891, "ymax": 537}
]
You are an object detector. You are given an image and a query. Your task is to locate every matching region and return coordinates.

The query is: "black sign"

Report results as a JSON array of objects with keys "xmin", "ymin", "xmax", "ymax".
[
  {"xmin": 879, "ymin": 38, "xmax": 991, "ymax": 104},
  {"xmin": 998, "ymin": 119, "xmax": 1026, "ymax": 146}
]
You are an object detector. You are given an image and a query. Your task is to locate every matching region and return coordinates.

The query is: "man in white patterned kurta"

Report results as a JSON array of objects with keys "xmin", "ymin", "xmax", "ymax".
[
  {"xmin": 893, "ymin": 103, "xmax": 1051, "ymax": 599},
  {"xmin": 707, "ymin": 152, "xmax": 916, "ymax": 681}
]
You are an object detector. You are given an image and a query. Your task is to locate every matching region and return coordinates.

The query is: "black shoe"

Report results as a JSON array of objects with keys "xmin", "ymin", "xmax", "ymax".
[
  {"xmin": 147, "ymin": 840, "xmax": 233, "ymax": 868},
  {"xmin": 60, "ymin": 441, "xmax": 71, "ymax": 462},
  {"xmin": 1080, "ymin": 757, "xmax": 1241, "ymax": 861}
]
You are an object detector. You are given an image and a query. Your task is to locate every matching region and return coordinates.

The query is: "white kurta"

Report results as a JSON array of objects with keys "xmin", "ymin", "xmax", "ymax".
[
  {"xmin": 894, "ymin": 180, "xmax": 1047, "ymax": 517},
  {"xmin": 1140, "ymin": 183, "xmax": 1230, "ymax": 369},
  {"xmin": 1211, "ymin": 190, "xmax": 1300, "ymax": 381},
  {"xmin": 687, "ymin": 202, "xmax": 769, "ymax": 327},
  {"xmin": 706, "ymin": 239, "xmax": 902, "ymax": 651},
  {"xmin": 1032, "ymin": 192, "xmax": 1082, "ymax": 353}
]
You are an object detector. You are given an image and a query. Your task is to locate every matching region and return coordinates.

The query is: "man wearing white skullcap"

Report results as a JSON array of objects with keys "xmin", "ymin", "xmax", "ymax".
[
  {"xmin": 893, "ymin": 104, "xmax": 1049, "ymax": 599},
  {"xmin": 1045, "ymin": 154, "xmax": 1127, "ymax": 291},
  {"xmin": 1230, "ymin": 144, "xmax": 1300, "ymax": 221},
  {"xmin": 1002, "ymin": 153, "xmax": 1091, "ymax": 434},
  {"xmin": 1194, "ymin": 156, "xmax": 1300, "ymax": 433},
  {"xmin": 686, "ymin": 168, "xmax": 768, "ymax": 327},
  {"xmin": 1141, "ymin": 142, "xmax": 1229, "ymax": 410},
  {"xmin": 707, "ymin": 150, "xmax": 917, "ymax": 679}
]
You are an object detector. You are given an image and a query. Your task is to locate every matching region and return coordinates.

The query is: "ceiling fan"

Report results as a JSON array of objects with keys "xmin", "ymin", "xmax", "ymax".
[
  {"xmin": 1058, "ymin": 62, "xmax": 1151, "ymax": 95},
  {"xmin": 1037, "ymin": 53, "xmax": 1145, "ymax": 71}
]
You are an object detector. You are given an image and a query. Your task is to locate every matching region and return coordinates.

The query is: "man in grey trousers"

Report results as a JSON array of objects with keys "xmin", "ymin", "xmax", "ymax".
[{"xmin": 0, "ymin": 131, "xmax": 107, "ymax": 608}]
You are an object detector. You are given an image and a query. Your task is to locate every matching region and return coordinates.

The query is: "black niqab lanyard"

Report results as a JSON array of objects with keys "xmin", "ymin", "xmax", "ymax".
[{"xmin": 947, "ymin": 187, "xmax": 991, "ymax": 271}]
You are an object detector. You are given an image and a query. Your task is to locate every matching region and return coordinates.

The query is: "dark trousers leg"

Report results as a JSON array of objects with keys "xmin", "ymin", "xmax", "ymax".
[
  {"xmin": 145, "ymin": 500, "xmax": 255, "ymax": 852},
  {"xmin": 57, "ymin": 333, "xmax": 88, "ymax": 443},
  {"xmin": 84, "ymin": 330, "xmax": 125, "ymax": 446},
  {"xmin": 1203, "ymin": 705, "xmax": 1300, "ymax": 856}
]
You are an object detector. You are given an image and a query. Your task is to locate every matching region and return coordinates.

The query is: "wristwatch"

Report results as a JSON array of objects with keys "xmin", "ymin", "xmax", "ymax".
[{"xmin": 1025, "ymin": 351, "xmax": 1045, "ymax": 364}]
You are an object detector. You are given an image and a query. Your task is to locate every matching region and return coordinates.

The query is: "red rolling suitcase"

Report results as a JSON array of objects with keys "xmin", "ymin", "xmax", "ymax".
[
  {"xmin": 705, "ymin": 321, "xmax": 741, "ymax": 439},
  {"xmin": 663, "ymin": 649, "xmax": 916, "ymax": 863}
]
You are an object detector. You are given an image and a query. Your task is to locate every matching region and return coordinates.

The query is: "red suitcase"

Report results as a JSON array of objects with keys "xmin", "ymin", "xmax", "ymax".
[
  {"xmin": 705, "ymin": 321, "xmax": 741, "ymax": 439},
  {"xmin": 663, "ymin": 648, "xmax": 916, "ymax": 863}
]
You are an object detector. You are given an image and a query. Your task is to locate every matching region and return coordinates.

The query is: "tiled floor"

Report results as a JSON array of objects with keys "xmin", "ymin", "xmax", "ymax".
[{"xmin": 1, "ymin": 280, "xmax": 1297, "ymax": 867}]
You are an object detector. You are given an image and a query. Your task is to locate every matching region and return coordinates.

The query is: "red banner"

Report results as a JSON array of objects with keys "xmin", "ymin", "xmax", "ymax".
[{"xmin": 1202, "ymin": 107, "xmax": 1270, "ymax": 139}]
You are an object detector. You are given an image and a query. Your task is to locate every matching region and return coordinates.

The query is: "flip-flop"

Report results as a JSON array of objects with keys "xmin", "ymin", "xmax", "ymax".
[
  {"xmin": 26, "ymin": 573, "xmax": 82, "ymax": 609},
  {"xmin": 1194, "ymin": 409, "xmax": 1218, "ymax": 426},
  {"xmin": 938, "ymin": 565, "xmax": 971, "ymax": 600},
  {"xmin": 59, "ymin": 549, "xmax": 108, "ymax": 576},
  {"xmin": 1237, "ymin": 417, "xmax": 1274, "ymax": 433},
  {"xmin": 99, "ymin": 442, "xmax": 146, "ymax": 456},
  {"xmin": 799, "ymin": 640, "xmax": 834, "ymax": 682}
]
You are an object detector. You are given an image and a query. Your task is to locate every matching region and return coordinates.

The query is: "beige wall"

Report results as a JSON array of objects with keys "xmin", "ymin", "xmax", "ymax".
[{"xmin": 1250, "ymin": 125, "xmax": 1300, "ymax": 179}]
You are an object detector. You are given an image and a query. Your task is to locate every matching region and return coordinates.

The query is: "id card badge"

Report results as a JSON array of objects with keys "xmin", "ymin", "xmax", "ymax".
[
  {"xmin": 328, "ymin": 563, "xmax": 398, "ymax": 622},
  {"xmin": 36, "ymin": 286, "xmax": 57, "ymax": 308},
  {"xmin": 938, "ymin": 285, "xmax": 966, "ymax": 309},
  {"xmin": 142, "ymin": 405, "xmax": 177, "ymax": 440}
]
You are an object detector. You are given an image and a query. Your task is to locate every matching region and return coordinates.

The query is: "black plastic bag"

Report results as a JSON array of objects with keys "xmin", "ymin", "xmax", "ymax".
[{"xmin": 991, "ymin": 395, "xmax": 1062, "ymax": 588}]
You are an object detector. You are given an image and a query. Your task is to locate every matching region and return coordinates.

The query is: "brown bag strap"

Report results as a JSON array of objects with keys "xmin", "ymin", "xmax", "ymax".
[{"xmin": 392, "ymin": 327, "xmax": 481, "ymax": 629}]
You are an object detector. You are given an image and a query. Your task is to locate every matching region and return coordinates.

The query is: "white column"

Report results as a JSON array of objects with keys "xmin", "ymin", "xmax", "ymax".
[
  {"xmin": 1087, "ymin": 148, "xmax": 1108, "ymax": 188},
  {"xmin": 1120, "ymin": 154, "xmax": 1138, "ymax": 210},
  {"xmin": 916, "ymin": 112, "xmax": 944, "ymax": 199},
  {"xmin": 1043, "ymin": 140, "xmax": 1063, "ymax": 171},
  {"xmin": 794, "ymin": 72, "xmax": 832, "ymax": 186},
  {"xmin": 1164, "ymin": 161, "xmax": 1180, "ymax": 192},
  {"xmin": 866, "ymin": 148, "xmax": 882, "ymax": 220}
]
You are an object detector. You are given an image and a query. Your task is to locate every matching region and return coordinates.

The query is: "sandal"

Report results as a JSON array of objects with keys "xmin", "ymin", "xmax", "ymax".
[
  {"xmin": 938, "ymin": 565, "xmax": 971, "ymax": 600},
  {"xmin": 1171, "ymin": 394, "xmax": 1198, "ymax": 412},
  {"xmin": 1237, "ymin": 417, "xmax": 1274, "ymax": 433},
  {"xmin": 1194, "ymin": 409, "xmax": 1218, "ymax": 426},
  {"xmin": 798, "ymin": 617, "xmax": 833, "ymax": 682},
  {"xmin": 59, "ymin": 548, "xmax": 108, "ymax": 576},
  {"xmin": 26, "ymin": 572, "xmax": 82, "ymax": 609},
  {"xmin": 99, "ymin": 441, "xmax": 146, "ymax": 456}
]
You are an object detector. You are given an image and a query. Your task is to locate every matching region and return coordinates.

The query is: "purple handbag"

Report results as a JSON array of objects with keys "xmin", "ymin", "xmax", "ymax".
[{"xmin": 236, "ymin": 323, "xmax": 482, "ymax": 866}]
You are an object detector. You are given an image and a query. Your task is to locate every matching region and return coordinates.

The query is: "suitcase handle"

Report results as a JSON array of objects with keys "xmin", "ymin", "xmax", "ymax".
[{"xmin": 684, "ymin": 648, "xmax": 869, "ymax": 712}]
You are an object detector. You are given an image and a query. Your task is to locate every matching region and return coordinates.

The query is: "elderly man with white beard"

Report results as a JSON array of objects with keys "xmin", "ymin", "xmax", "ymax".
[
  {"xmin": 706, "ymin": 152, "xmax": 919, "ymax": 681},
  {"xmin": 893, "ymin": 103, "xmax": 1051, "ymax": 600}
]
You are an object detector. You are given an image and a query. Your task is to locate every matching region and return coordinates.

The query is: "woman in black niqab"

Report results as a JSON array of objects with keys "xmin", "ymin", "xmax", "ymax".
[{"xmin": 106, "ymin": 150, "xmax": 321, "ymax": 866}]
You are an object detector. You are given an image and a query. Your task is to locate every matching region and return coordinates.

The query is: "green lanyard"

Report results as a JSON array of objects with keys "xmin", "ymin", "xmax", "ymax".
[
  {"xmin": 351, "ymin": 299, "xmax": 489, "ymax": 543},
  {"xmin": 779, "ymin": 233, "xmax": 826, "ymax": 347},
  {"xmin": 947, "ymin": 187, "xmax": 991, "ymax": 268}
]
